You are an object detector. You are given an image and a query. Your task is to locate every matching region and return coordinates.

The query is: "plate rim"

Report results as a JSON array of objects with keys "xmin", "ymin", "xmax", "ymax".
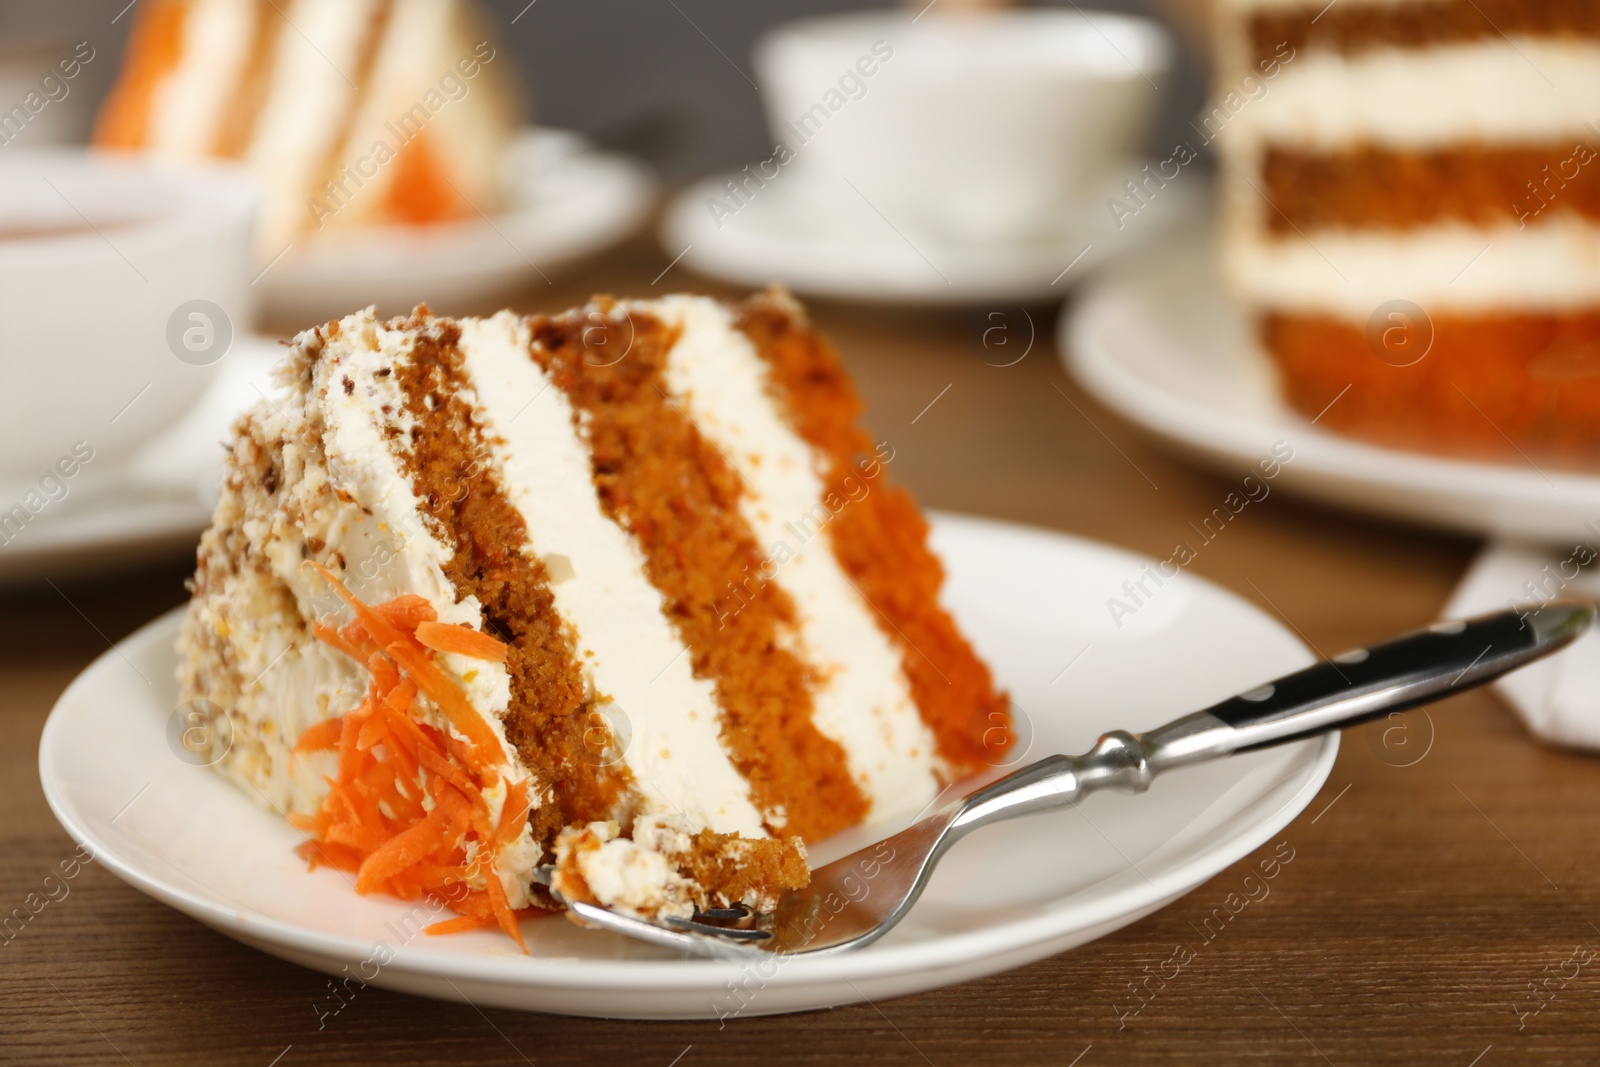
[
  {"xmin": 659, "ymin": 172, "xmax": 1199, "ymax": 305},
  {"xmin": 40, "ymin": 511, "xmax": 1337, "ymax": 994},
  {"xmin": 260, "ymin": 126, "xmax": 655, "ymax": 295},
  {"xmin": 1062, "ymin": 230, "xmax": 1600, "ymax": 527}
]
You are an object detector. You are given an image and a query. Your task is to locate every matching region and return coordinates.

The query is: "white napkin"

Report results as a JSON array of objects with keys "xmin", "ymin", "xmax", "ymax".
[{"xmin": 1445, "ymin": 541, "xmax": 1600, "ymax": 749}]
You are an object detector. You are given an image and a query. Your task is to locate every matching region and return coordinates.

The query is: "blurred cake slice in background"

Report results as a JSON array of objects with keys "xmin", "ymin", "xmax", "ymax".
[
  {"xmin": 1211, "ymin": 0, "xmax": 1600, "ymax": 464},
  {"xmin": 95, "ymin": 0, "xmax": 519, "ymax": 251}
]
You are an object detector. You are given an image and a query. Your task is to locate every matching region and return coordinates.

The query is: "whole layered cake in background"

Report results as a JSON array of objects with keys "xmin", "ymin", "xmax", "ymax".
[
  {"xmin": 177, "ymin": 290, "xmax": 1009, "ymax": 944},
  {"xmin": 1212, "ymin": 0, "xmax": 1600, "ymax": 464},
  {"xmin": 95, "ymin": 0, "xmax": 519, "ymax": 251}
]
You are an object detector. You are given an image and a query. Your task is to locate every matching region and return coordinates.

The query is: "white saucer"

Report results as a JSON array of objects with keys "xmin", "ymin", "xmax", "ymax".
[
  {"xmin": 1065, "ymin": 227, "xmax": 1600, "ymax": 544},
  {"xmin": 41, "ymin": 511, "xmax": 1335, "ymax": 1019},
  {"xmin": 0, "ymin": 335, "xmax": 281, "ymax": 583},
  {"xmin": 259, "ymin": 128, "xmax": 655, "ymax": 322},
  {"xmin": 660, "ymin": 167, "xmax": 1200, "ymax": 304}
]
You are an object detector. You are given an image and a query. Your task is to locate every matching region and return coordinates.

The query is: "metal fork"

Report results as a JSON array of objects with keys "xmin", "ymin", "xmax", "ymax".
[{"xmin": 540, "ymin": 602, "xmax": 1593, "ymax": 959}]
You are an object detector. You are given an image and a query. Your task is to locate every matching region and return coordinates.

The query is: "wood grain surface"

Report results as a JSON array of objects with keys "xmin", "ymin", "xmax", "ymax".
[{"xmin": 4, "ymin": 235, "xmax": 1597, "ymax": 1066}]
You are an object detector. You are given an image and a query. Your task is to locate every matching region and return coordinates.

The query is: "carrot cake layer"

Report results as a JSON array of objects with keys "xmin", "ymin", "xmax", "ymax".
[
  {"xmin": 1261, "ymin": 143, "xmax": 1600, "ymax": 232},
  {"xmin": 737, "ymin": 292, "xmax": 1010, "ymax": 769},
  {"xmin": 1262, "ymin": 309, "xmax": 1600, "ymax": 462},
  {"xmin": 522, "ymin": 302, "xmax": 868, "ymax": 844},
  {"xmin": 1246, "ymin": 0, "xmax": 1600, "ymax": 67},
  {"xmin": 95, "ymin": 0, "xmax": 518, "ymax": 250},
  {"xmin": 389, "ymin": 315, "xmax": 624, "ymax": 852},
  {"xmin": 178, "ymin": 293, "xmax": 1009, "ymax": 938}
]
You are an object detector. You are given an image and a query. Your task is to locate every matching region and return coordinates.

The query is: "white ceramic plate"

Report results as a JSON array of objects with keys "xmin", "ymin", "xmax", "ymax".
[
  {"xmin": 40, "ymin": 512, "xmax": 1334, "ymax": 1019},
  {"xmin": 0, "ymin": 336, "xmax": 280, "ymax": 583},
  {"xmin": 1064, "ymin": 226, "xmax": 1600, "ymax": 544},
  {"xmin": 260, "ymin": 128, "xmax": 655, "ymax": 322},
  {"xmin": 659, "ymin": 168, "xmax": 1200, "ymax": 305}
]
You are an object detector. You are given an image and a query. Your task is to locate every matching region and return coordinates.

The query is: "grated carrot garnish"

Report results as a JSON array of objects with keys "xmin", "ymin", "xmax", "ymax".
[
  {"xmin": 311, "ymin": 621, "xmax": 366, "ymax": 663},
  {"xmin": 367, "ymin": 650, "xmax": 402, "ymax": 696},
  {"xmin": 355, "ymin": 806, "xmax": 451, "ymax": 893},
  {"xmin": 381, "ymin": 639, "xmax": 503, "ymax": 765},
  {"xmin": 495, "ymin": 778, "xmax": 531, "ymax": 848},
  {"xmin": 304, "ymin": 560, "xmax": 502, "ymax": 768},
  {"xmin": 481, "ymin": 856, "xmax": 527, "ymax": 951},
  {"xmin": 292, "ymin": 717, "xmax": 342, "ymax": 760},
  {"xmin": 424, "ymin": 914, "xmax": 498, "ymax": 936},
  {"xmin": 290, "ymin": 562, "xmax": 534, "ymax": 950},
  {"xmin": 414, "ymin": 620, "xmax": 509, "ymax": 663},
  {"xmin": 374, "ymin": 594, "xmax": 438, "ymax": 631}
]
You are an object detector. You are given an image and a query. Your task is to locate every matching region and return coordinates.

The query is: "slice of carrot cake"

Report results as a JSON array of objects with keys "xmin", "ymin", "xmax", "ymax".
[{"xmin": 177, "ymin": 290, "xmax": 1009, "ymax": 944}]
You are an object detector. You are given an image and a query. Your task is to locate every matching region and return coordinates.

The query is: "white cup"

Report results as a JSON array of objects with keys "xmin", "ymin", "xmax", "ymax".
[
  {"xmin": 752, "ymin": 9, "xmax": 1170, "ymax": 246},
  {"xmin": 0, "ymin": 149, "xmax": 258, "ymax": 485}
]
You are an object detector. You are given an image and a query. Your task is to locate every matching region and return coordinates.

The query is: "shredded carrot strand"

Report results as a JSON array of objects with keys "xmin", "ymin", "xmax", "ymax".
[
  {"xmin": 424, "ymin": 914, "xmax": 498, "ymax": 936},
  {"xmin": 374, "ymin": 595, "xmax": 438, "ymax": 630},
  {"xmin": 292, "ymin": 717, "xmax": 342, "ymax": 758},
  {"xmin": 305, "ymin": 560, "xmax": 502, "ymax": 764},
  {"xmin": 367, "ymin": 651, "xmax": 401, "ymax": 695},
  {"xmin": 356, "ymin": 806, "xmax": 450, "ymax": 893},
  {"xmin": 414, "ymin": 620, "xmax": 509, "ymax": 663},
  {"xmin": 495, "ymin": 778, "xmax": 531, "ymax": 848},
  {"xmin": 414, "ymin": 737, "xmax": 483, "ymax": 802},
  {"xmin": 312, "ymin": 621, "xmax": 366, "ymax": 663},
  {"xmin": 356, "ymin": 713, "xmax": 389, "ymax": 753},
  {"xmin": 382, "ymin": 639, "xmax": 503, "ymax": 762},
  {"xmin": 482, "ymin": 864, "xmax": 527, "ymax": 951},
  {"xmin": 290, "ymin": 563, "xmax": 533, "ymax": 951},
  {"xmin": 304, "ymin": 561, "xmax": 409, "ymax": 646}
]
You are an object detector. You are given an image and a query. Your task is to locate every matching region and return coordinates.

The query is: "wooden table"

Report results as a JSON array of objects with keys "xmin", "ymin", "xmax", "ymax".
[{"xmin": 5, "ymin": 235, "xmax": 1598, "ymax": 1066}]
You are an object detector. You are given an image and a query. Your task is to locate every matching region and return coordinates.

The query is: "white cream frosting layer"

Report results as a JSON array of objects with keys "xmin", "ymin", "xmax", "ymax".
[
  {"xmin": 147, "ymin": 0, "xmax": 258, "ymax": 157},
  {"xmin": 1215, "ymin": 39, "xmax": 1600, "ymax": 150},
  {"xmin": 323, "ymin": 0, "xmax": 446, "ymax": 228},
  {"xmin": 326, "ymin": 0, "xmax": 510, "ymax": 228},
  {"xmin": 245, "ymin": 0, "xmax": 378, "ymax": 249},
  {"xmin": 455, "ymin": 312, "xmax": 770, "ymax": 838},
  {"xmin": 648, "ymin": 295, "xmax": 941, "ymax": 822},
  {"xmin": 1225, "ymin": 217, "xmax": 1600, "ymax": 315}
]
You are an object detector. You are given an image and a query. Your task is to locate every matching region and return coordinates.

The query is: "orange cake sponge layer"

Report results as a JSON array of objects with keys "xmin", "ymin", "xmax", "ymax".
[
  {"xmin": 1246, "ymin": 0, "xmax": 1600, "ymax": 67},
  {"xmin": 1262, "ymin": 143, "xmax": 1600, "ymax": 232},
  {"xmin": 1263, "ymin": 310, "xmax": 1600, "ymax": 465},
  {"xmin": 739, "ymin": 294, "xmax": 1012, "ymax": 768}
]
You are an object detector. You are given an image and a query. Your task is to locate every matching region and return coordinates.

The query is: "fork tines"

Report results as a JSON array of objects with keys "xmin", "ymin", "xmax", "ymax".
[{"xmin": 666, "ymin": 904, "xmax": 771, "ymax": 941}]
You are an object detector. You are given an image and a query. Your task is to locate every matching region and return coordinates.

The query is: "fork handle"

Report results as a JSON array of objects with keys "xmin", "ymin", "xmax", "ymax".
[
  {"xmin": 1145, "ymin": 600, "xmax": 1592, "ymax": 766},
  {"xmin": 950, "ymin": 602, "xmax": 1592, "ymax": 837}
]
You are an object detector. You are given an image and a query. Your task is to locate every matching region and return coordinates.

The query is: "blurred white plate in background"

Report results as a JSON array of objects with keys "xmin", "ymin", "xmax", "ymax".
[
  {"xmin": 661, "ymin": 167, "xmax": 1198, "ymax": 305},
  {"xmin": 1065, "ymin": 227, "xmax": 1600, "ymax": 545},
  {"xmin": 0, "ymin": 335, "xmax": 279, "ymax": 583},
  {"xmin": 259, "ymin": 128, "xmax": 654, "ymax": 323}
]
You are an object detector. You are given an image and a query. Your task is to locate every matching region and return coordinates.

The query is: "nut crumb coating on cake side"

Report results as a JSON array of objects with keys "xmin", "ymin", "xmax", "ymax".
[
  {"xmin": 178, "ymin": 294, "xmax": 1008, "ymax": 931},
  {"xmin": 178, "ymin": 314, "xmax": 542, "ymax": 914}
]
